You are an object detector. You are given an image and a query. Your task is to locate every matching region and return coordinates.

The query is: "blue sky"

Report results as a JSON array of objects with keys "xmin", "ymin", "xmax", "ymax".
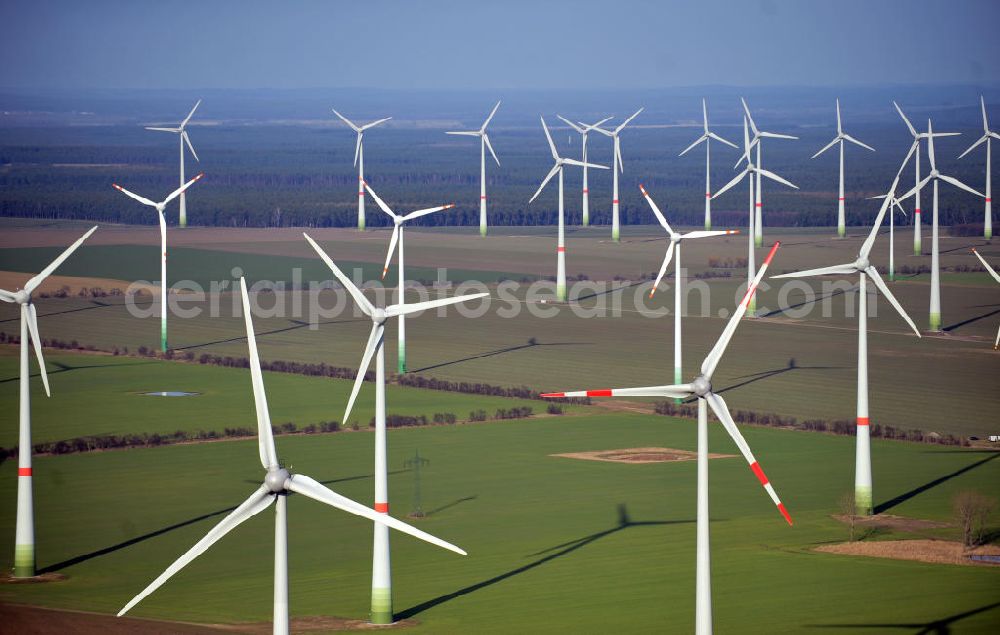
[{"xmin": 1, "ymin": 0, "xmax": 997, "ymax": 90}]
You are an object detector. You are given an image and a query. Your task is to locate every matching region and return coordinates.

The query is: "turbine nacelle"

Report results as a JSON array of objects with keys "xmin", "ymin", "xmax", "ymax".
[
  {"xmin": 690, "ymin": 375, "xmax": 712, "ymax": 397},
  {"xmin": 854, "ymin": 257, "xmax": 869, "ymax": 271},
  {"xmin": 265, "ymin": 468, "xmax": 291, "ymax": 493}
]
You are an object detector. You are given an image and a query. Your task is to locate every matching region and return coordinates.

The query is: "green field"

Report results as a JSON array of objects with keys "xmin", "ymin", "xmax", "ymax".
[
  {"xmin": 0, "ymin": 411, "xmax": 997, "ymax": 632},
  {"xmin": 0, "ymin": 350, "xmax": 561, "ymax": 447}
]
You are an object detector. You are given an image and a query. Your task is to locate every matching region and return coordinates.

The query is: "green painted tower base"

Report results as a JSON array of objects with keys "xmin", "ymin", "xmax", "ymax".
[
  {"xmin": 673, "ymin": 367, "xmax": 683, "ymax": 404},
  {"xmin": 480, "ymin": 225, "xmax": 487, "ymax": 238},
  {"xmin": 161, "ymin": 322, "xmax": 168, "ymax": 353},
  {"xmin": 838, "ymin": 225, "xmax": 846, "ymax": 238},
  {"xmin": 914, "ymin": 240, "xmax": 921, "ymax": 256},
  {"xmin": 929, "ymin": 312, "xmax": 941, "ymax": 332},
  {"xmin": 13, "ymin": 544, "xmax": 34, "ymax": 578},
  {"xmin": 612, "ymin": 228, "xmax": 620, "ymax": 243},
  {"xmin": 556, "ymin": 282, "xmax": 566, "ymax": 302},
  {"xmin": 398, "ymin": 343, "xmax": 406, "ymax": 374},
  {"xmin": 754, "ymin": 237, "xmax": 763, "ymax": 248},
  {"xmin": 855, "ymin": 486, "xmax": 873, "ymax": 516},
  {"xmin": 371, "ymin": 588, "xmax": 392, "ymax": 625}
]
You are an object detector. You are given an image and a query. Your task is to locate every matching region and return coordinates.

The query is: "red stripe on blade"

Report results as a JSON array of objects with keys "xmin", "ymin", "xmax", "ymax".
[
  {"xmin": 761, "ymin": 241, "xmax": 781, "ymax": 266},
  {"xmin": 540, "ymin": 392, "xmax": 565, "ymax": 398},
  {"xmin": 18, "ymin": 468, "xmax": 31, "ymax": 477},
  {"xmin": 750, "ymin": 462, "xmax": 769, "ymax": 486},
  {"xmin": 777, "ymin": 503, "xmax": 793, "ymax": 525},
  {"xmin": 374, "ymin": 503, "xmax": 388, "ymax": 513},
  {"xmin": 587, "ymin": 390, "xmax": 613, "ymax": 397}
]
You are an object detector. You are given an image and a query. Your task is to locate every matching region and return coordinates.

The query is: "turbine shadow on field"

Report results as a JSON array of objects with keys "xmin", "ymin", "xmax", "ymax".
[
  {"xmin": 40, "ymin": 470, "xmax": 399, "ymax": 574},
  {"xmin": 173, "ymin": 317, "xmax": 366, "ymax": 351},
  {"xmin": 572, "ymin": 279, "xmax": 647, "ymax": 302},
  {"xmin": 0, "ymin": 360, "xmax": 157, "ymax": 386},
  {"xmin": 396, "ymin": 504, "xmax": 691, "ymax": 620},
  {"xmin": 424, "ymin": 495, "xmax": 477, "ymax": 517},
  {"xmin": 942, "ymin": 308, "xmax": 1000, "ymax": 332},
  {"xmin": 0, "ymin": 300, "xmax": 124, "ymax": 324},
  {"xmin": 806, "ymin": 600, "xmax": 1000, "ymax": 633},
  {"xmin": 874, "ymin": 452, "xmax": 1000, "ymax": 515},
  {"xmin": 712, "ymin": 363, "xmax": 846, "ymax": 396},
  {"xmin": 759, "ymin": 286, "xmax": 855, "ymax": 318},
  {"xmin": 408, "ymin": 340, "xmax": 590, "ymax": 374}
]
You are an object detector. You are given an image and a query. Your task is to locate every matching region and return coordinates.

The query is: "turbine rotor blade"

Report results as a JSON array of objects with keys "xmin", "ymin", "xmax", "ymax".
[
  {"xmin": 386, "ymin": 292, "xmax": 490, "ymax": 318},
  {"xmin": 865, "ymin": 266, "xmax": 921, "ymax": 337},
  {"xmin": 712, "ymin": 168, "xmax": 750, "ymax": 199},
  {"xmin": 707, "ymin": 131, "xmax": 738, "ymax": 149},
  {"xmin": 343, "ymin": 323, "xmax": 384, "ymax": 425},
  {"xmin": 705, "ymin": 392, "xmax": 792, "ymax": 525},
  {"xmin": 650, "ymin": 241, "xmax": 675, "ymax": 298},
  {"xmin": 23, "ymin": 226, "xmax": 98, "ymax": 294},
  {"xmin": 483, "ymin": 133, "xmax": 500, "ymax": 166},
  {"xmin": 161, "ymin": 173, "xmax": 204, "ymax": 207},
  {"xmin": 759, "ymin": 131, "xmax": 798, "ymax": 140},
  {"xmin": 239, "ymin": 279, "xmax": 280, "ymax": 470},
  {"xmin": 117, "ymin": 486, "xmax": 275, "ymax": 617},
  {"xmin": 679, "ymin": 135, "xmax": 706, "ymax": 157},
  {"xmin": 360, "ymin": 117, "xmax": 392, "ymax": 131},
  {"xmin": 893, "ymin": 101, "xmax": 917, "ymax": 138},
  {"xmin": 563, "ymin": 157, "xmax": 608, "ymax": 170},
  {"xmin": 26, "ymin": 304, "xmax": 50, "ymax": 397},
  {"xmin": 481, "ymin": 100, "xmax": 501, "ymax": 131},
  {"xmin": 701, "ymin": 242, "xmax": 781, "ymax": 379},
  {"xmin": 541, "ymin": 384, "xmax": 694, "ymax": 399},
  {"xmin": 836, "ymin": 98, "xmax": 842, "ymax": 135},
  {"xmin": 972, "ymin": 249, "xmax": 1000, "ymax": 284},
  {"xmin": 286, "ymin": 474, "xmax": 466, "ymax": 555},
  {"xmin": 615, "ymin": 107, "xmax": 643, "ymax": 132},
  {"xmin": 331, "ymin": 109, "xmax": 361, "ymax": 132},
  {"xmin": 556, "ymin": 115, "xmax": 584, "ymax": 133},
  {"xmin": 364, "ymin": 182, "xmax": 397, "ymax": 219},
  {"xmin": 403, "ymin": 204, "xmax": 453, "ymax": 223},
  {"xmin": 682, "ymin": 230, "xmax": 739, "ymax": 239},
  {"xmin": 758, "ymin": 168, "xmax": 798, "ymax": 190},
  {"xmin": 957, "ymin": 135, "xmax": 987, "ymax": 159},
  {"xmin": 771, "ymin": 263, "xmax": 857, "ymax": 279},
  {"xmin": 180, "ymin": 99, "xmax": 202, "ymax": 128},
  {"xmin": 382, "ymin": 225, "xmax": 399, "ymax": 280},
  {"xmin": 540, "ymin": 117, "xmax": 559, "ymax": 161},
  {"xmin": 354, "ymin": 133, "xmax": 362, "ymax": 167},
  {"xmin": 939, "ymin": 173, "xmax": 984, "ymax": 198},
  {"xmin": 811, "ymin": 137, "xmax": 840, "ymax": 159},
  {"xmin": 638, "ymin": 184, "xmax": 674, "ymax": 234},
  {"xmin": 842, "ymin": 134, "xmax": 875, "ymax": 152},
  {"xmin": 529, "ymin": 164, "xmax": 560, "ymax": 204},
  {"xmin": 182, "ymin": 131, "xmax": 199, "ymax": 162},
  {"xmin": 113, "ymin": 184, "xmax": 158, "ymax": 208},
  {"xmin": 303, "ymin": 233, "xmax": 375, "ymax": 316}
]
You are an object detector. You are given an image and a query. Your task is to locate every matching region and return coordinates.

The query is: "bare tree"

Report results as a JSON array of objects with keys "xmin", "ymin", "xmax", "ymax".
[
  {"xmin": 839, "ymin": 492, "xmax": 858, "ymax": 542},
  {"xmin": 953, "ymin": 491, "xmax": 996, "ymax": 550}
]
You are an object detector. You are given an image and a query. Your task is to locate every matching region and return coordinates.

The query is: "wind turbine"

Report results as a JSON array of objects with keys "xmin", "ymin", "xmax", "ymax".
[
  {"xmin": 528, "ymin": 117, "xmax": 608, "ymax": 301},
  {"xmin": 893, "ymin": 101, "xmax": 960, "ymax": 255},
  {"xmin": 678, "ymin": 99, "xmax": 738, "ymax": 230},
  {"xmin": 0, "ymin": 226, "xmax": 97, "ymax": 578},
  {"xmin": 640, "ymin": 184, "xmax": 738, "ymax": 397},
  {"xmin": 446, "ymin": 100, "xmax": 501, "ymax": 237},
  {"xmin": 117, "ymin": 278, "xmax": 465, "ymax": 634},
  {"xmin": 713, "ymin": 117, "xmax": 798, "ymax": 317},
  {"xmin": 812, "ymin": 99, "xmax": 876, "ymax": 238},
  {"xmin": 365, "ymin": 182, "xmax": 455, "ymax": 373},
  {"xmin": 557, "ymin": 114, "xmax": 613, "ymax": 227},
  {"xmin": 542, "ymin": 242, "xmax": 791, "ymax": 635},
  {"xmin": 971, "ymin": 248, "xmax": 1000, "ymax": 349},
  {"xmin": 146, "ymin": 100, "xmax": 201, "ymax": 228},
  {"xmin": 332, "ymin": 109, "xmax": 391, "ymax": 231},
  {"xmin": 866, "ymin": 190, "xmax": 907, "ymax": 282},
  {"xmin": 113, "ymin": 173, "xmax": 204, "ymax": 352},
  {"xmin": 303, "ymin": 234, "xmax": 486, "ymax": 625},
  {"xmin": 898, "ymin": 121, "xmax": 984, "ymax": 332},
  {"xmin": 957, "ymin": 96, "xmax": 999, "ymax": 240},
  {"xmin": 593, "ymin": 108, "xmax": 643, "ymax": 242},
  {"xmin": 738, "ymin": 98, "xmax": 798, "ymax": 248},
  {"xmin": 773, "ymin": 176, "xmax": 921, "ymax": 515}
]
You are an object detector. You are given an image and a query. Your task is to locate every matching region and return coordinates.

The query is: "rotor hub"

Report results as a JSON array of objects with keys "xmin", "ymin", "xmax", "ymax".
[
  {"xmin": 671, "ymin": 234, "xmax": 681, "ymax": 244},
  {"xmin": 14, "ymin": 290, "xmax": 29, "ymax": 305},
  {"xmin": 373, "ymin": 308, "xmax": 387, "ymax": 324},
  {"xmin": 855, "ymin": 257, "xmax": 869, "ymax": 270},
  {"xmin": 265, "ymin": 468, "xmax": 291, "ymax": 493},
  {"xmin": 691, "ymin": 375, "xmax": 711, "ymax": 397}
]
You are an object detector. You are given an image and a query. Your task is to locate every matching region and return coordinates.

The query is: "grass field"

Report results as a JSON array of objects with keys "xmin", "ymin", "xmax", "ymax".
[
  {"xmin": 0, "ymin": 350, "xmax": 559, "ymax": 447},
  {"xmin": 0, "ymin": 412, "xmax": 997, "ymax": 632}
]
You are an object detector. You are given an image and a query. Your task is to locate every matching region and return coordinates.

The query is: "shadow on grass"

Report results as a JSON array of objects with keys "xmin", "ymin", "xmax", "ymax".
[
  {"xmin": 874, "ymin": 452, "xmax": 1000, "ymax": 515},
  {"xmin": 38, "ymin": 471, "xmax": 397, "ymax": 574},
  {"xmin": 806, "ymin": 600, "xmax": 1000, "ymax": 633},
  {"xmin": 424, "ymin": 495, "xmax": 477, "ymax": 517},
  {"xmin": 759, "ymin": 286, "xmax": 855, "ymax": 318},
  {"xmin": 0, "ymin": 300, "xmax": 125, "ymax": 325},
  {"xmin": 712, "ymin": 362, "xmax": 846, "ymax": 397},
  {"xmin": 0, "ymin": 359, "xmax": 158, "ymax": 386},
  {"xmin": 396, "ymin": 504, "xmax": 691, "ymax": 620},
  {"xmin": 173, "ymin": 317, "xmax": 366, "ymax": 352},
  {"xmin": 942, "ymin": 308, "xmax": 1000, "ymax": 332},
  {"xmin": 408, "ymin": 340, "xmax": 590, "ymax": 374}
]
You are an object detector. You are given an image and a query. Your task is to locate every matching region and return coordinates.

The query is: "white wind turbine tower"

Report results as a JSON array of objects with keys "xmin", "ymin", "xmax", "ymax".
[
  {"xmin": 640, "ymin": 184, "xmax": 738, "ymax": 396},
  {"xmin": 528, "ymin": 117, "xmax": 608, "ymax": 301},
  {"xmin": 713, "ymin": 117, "xmax": 798, "ymax": 317},
  {"xmin": 899, "ymin": 121, "xmax": 984, "ymax": 332},
  {"xmin": 738, "ymin": 98, "xmax": 798, "ymax": 248},
  {"xmin": 0, "ymin": 226, "xmax": 97, "ymax": 578},
  {"xmin": 773, "ymin": 177, "xmax": 921, "ymax": 515},
  {"xmin": 866, "ymin": 189, "xmax": 907, "ymax": 282},
  {"xmin": 303, "ymin": 234, "xmax": 486, "ymax": 625},
  {"xmin": 543, "ymin": 242, "xmax": 791, "ymax": 635},
  {"xmin": 971, "ymin": 248, "xmax": 1000, "ymax": 349},
  {"xmin": 593, "ymin": 108, "xmax": 643, "ymax": 242},
  {"xmin": 957, "ymin": 96, "xmax": 999, "ymax": 240},
  {"xmin": 332, "ymin": 109, "xmax": 392, "ymax": 231},
  {"xmin": 678, "ymin": 99, "xmax": 738, "ymax": 230},
  {"xmin": 893, "ymin": 101, "xmax": 960, "ymax": 255},
  {"xmin": 366, "ymin": 182, "xmax": 455, "ymax": 374},
  {"xmin": 113, "ymin": 173, "xmax": 204, "ymax": 352},
  {"xmin": 445, "ymin": 100, "xmax": 501, "ymax": 237},
  {"xmin": 557, "ymin": 114, "xmax": 613, "ymax": 227},
  {"xmin": 117, "ymin": 278, "xmax": 465, "ymax": 635},
  {"xmin": 812, "ymin": 99, "xmax": 876, "ymax": 238},
  {"xmin": 146, "ymin": 99, "xmax": 201, "ymax": 228}
]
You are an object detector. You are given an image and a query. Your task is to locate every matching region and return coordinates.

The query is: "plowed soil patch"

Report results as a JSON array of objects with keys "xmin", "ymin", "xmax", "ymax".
[{"xmin": 552, "ymin": 447, "xmax": 735, "ymax": 464}]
